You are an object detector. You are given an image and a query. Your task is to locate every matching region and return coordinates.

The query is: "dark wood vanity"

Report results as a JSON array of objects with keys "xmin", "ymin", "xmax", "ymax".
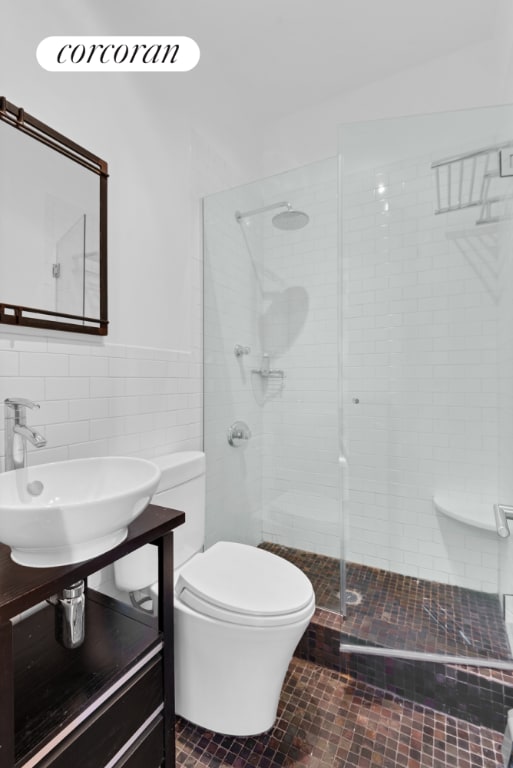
[{"xmin": 0, "ymin": 504, "xmax": 184, "ymax": 768}]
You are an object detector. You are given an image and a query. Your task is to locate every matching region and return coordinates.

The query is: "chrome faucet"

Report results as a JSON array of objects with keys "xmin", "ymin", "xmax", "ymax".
[{"xmin": 4, "ymin": 397, "xmax": 47, "ymax": 471}]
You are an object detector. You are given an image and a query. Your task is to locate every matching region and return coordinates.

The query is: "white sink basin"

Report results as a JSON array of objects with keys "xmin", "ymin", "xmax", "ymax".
[{"xmin": 0, "ymin": 457, "xmax": 161, "ymax": 567}]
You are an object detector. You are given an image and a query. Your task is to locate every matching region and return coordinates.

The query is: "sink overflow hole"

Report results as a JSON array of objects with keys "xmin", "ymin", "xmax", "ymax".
[{"xmin": 27, "ymin": 480, "xmax": 44, "ymax": 496}]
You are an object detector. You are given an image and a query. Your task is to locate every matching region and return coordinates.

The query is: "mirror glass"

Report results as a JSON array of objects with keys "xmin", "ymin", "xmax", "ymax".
[{"xmin": 0, "ymin": 100, "xmax": 107, "ymax": 335}]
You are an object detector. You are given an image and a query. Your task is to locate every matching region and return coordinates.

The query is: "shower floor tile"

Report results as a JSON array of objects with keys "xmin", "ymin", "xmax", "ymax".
[
  {"xmin": 175, "ymin": 656, "xmax": 503, "ymax": 768},
  {"xmin": 260, "ymin": 543, "xmax": 512, "ymax": 661}
]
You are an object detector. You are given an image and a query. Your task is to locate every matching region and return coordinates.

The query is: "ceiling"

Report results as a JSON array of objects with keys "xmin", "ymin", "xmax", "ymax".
[{"xmin": 92, "ymin": 0, "xmax": 508, "ymax": 119}]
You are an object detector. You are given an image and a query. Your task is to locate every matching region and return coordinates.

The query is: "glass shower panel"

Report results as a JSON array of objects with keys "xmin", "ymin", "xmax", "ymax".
[
  {"xmin": 339, "ymin": 106, "xmax": 513, "ymax": 663},
  {"xmin": 203, "ymin": 158, "xmax": 342, "ymax": 612}
]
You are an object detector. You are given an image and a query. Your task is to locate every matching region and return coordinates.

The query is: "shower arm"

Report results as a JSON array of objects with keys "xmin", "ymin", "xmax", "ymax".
[{"xmin": 235, "ymin": 202, "xmax": 291, "ymax": 222}]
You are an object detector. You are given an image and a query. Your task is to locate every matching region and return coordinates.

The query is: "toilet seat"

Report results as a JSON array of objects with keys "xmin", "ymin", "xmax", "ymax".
[{"xmin": 175, "ymin": 541, "xmax": 315, "ymax": 628}]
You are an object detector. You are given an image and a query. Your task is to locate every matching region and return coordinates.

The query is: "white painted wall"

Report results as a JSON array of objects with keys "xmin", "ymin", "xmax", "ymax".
[{"xmin": 261, "ymin": 33, "xmax": 513, "ymax": 176}]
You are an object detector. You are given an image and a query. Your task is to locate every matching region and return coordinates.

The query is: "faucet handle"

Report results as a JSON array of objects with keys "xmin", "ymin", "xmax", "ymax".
[
  {"xmin": 5, "ymin": 398, "xmax": 40, "ymax": 426},
  {"xmin": 5, "ymin": 397, "xmax": 40, "ymax": 410}
]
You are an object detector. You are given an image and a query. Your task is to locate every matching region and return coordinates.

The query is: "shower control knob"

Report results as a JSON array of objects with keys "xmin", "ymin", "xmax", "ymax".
[{"xmin": 227, "ymin": 420, "xmax": 252, "ymax": 447}]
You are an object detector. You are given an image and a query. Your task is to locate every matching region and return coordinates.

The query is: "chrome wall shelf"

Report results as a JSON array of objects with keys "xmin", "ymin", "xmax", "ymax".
[{"xmin": 431, "ymin": 141, "xmax": 513, "ymax": 226}]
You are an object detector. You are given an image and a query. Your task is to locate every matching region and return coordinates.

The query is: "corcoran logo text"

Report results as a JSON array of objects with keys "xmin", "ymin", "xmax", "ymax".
[{"xmin": 37, "ymin": 36, "xmax": 200, "ymax": 72}]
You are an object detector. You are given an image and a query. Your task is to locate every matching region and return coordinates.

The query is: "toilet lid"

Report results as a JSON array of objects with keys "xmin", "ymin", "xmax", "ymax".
[{"xmin": 175, "ymin": 541, "xmax": 315, "ymax": 626}]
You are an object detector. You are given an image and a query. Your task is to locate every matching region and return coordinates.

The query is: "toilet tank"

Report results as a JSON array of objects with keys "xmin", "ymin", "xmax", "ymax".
[
  {"xmin": 113, "ymin": 451, "xmax": 205, "ymax": 593},
  {"xmin": 153, "ymin": 451, "xmax": 205, "ymax": 569}
]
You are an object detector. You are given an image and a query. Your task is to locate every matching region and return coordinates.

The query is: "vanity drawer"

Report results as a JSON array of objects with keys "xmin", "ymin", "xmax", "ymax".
[
  {"xmin": 37, "ymin": 656, "xmax": 163, "ymax": 768},
  {"xmin": 113, "ymin": 716, "xmax": 164, "ymax": 768}
]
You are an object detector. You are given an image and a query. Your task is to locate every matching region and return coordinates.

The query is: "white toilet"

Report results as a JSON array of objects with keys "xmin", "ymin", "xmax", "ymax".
[{"xmin": 113, "ymin": 451, "xmax": 315, "ymax": 737}]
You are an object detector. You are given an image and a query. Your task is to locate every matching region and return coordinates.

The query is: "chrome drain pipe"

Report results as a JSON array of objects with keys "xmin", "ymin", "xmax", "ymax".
[{"xmin": 50, "ymin": 581, "xmax": 86, "ymax": 649}]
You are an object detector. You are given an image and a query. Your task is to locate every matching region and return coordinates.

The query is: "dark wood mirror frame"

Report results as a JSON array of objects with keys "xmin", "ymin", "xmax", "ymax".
[{"xmin": 0, "ymin": 97, "xmax": 108, "ymax": 336}]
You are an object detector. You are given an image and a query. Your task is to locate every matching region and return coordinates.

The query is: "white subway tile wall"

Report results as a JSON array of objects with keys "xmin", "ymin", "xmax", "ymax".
[
  {"xmin": 342, "ymin": 150, "xmax": 503, "ymax": 593},
  {"xmin": 0, "ymin": 334, "xmax": 202, "ymax": 472}
]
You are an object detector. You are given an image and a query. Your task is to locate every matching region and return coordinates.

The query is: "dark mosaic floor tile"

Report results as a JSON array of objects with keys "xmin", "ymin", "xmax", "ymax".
[
  {"xmin": 175, "ymin": 657, "xmax": 504, "ymax": 768},
  {"xmin": 260, "ymin": 542, "xmax": 512, "ymax": 662}
]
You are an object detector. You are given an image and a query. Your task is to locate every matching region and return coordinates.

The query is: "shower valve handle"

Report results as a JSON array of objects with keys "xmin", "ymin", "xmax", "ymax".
[{"xmin": 227, "ymin": 421, "xmax": 251, "ymax": 447}]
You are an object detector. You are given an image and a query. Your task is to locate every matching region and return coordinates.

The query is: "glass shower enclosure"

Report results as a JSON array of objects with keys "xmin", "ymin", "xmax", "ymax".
[{"xmin": 203, "ymin": 103, "xmax": 513, "ymax": 670}]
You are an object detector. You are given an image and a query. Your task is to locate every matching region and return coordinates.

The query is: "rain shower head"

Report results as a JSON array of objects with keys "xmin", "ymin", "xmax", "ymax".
[
  {"xmin": 235, "ymin": 201, "xmax": 309, "ymax": 230},
  {"xmin": 272, "ymin": 209, "xmax": 309, "ymax": 230}
]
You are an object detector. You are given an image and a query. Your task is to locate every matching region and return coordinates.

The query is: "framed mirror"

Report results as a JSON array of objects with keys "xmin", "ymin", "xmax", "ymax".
[{"xmin": 0, "ymin": 97, "xmax": 108, "ymax": 335}]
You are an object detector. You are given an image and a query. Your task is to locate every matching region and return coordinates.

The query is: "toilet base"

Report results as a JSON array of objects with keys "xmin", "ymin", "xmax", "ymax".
[{"xmin": 174, "ymin": 595, "xmax": 314, "ymax": 736}]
